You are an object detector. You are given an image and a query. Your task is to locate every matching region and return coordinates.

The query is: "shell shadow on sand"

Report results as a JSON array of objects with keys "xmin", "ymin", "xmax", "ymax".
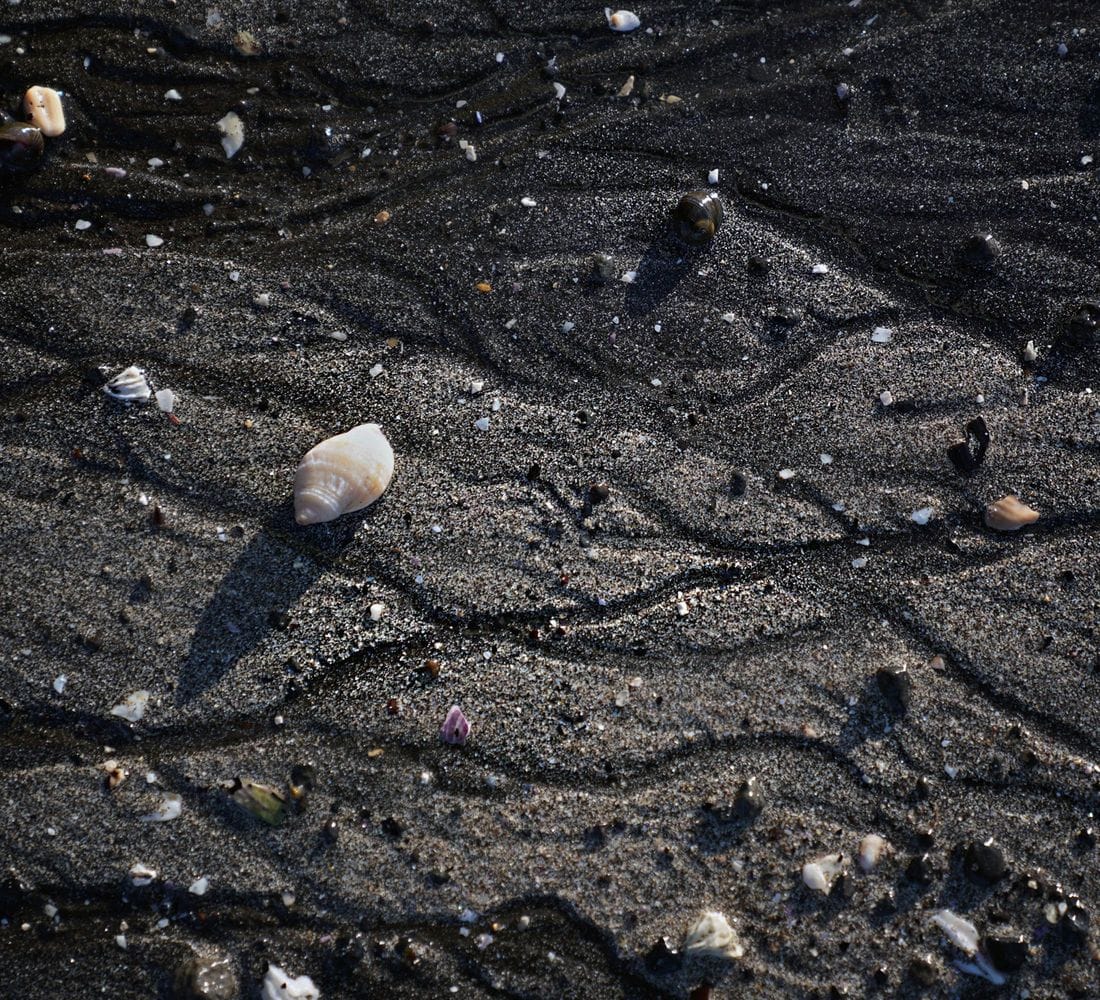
[{"xmin": 176, "ymin": 498, "xmax": 364, "ymax": 704}]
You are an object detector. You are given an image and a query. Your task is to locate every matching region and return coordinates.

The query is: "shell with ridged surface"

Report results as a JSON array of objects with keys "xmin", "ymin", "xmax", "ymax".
[{"xmin": 293, "ymin": 423, "xmax": 394, "ymax": 526}]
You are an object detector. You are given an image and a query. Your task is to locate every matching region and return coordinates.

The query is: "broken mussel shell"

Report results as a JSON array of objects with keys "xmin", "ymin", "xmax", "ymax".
[
  {"xmin": 230, "ymin": 778, "xmax": 289, "ymax": 826},
  {"xmin": 673, "ymin": 190, "xmax": 724, "ymax": 246},
  {"xmin": 0, "ymin": 115, "xmax": 45, "ymax": 175},
  {"xmin": 947, "ymin": 415, "xmax": 991, "ymax": 476},
  {"xmin": 984, "ymin": 495, "xmax": 1040, "ymax": 532}
]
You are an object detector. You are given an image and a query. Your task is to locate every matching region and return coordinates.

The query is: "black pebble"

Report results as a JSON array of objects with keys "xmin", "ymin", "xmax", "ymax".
[
  {"xmin": 906, "ymin": 853, "xmax": 936, "ymax": 884},
  {"xmin": 1075, "ymin": 827, "xmax": 1097, "ymax": 849},
  {"xmin": 772, "ymin": 304, "xmax": 801, "ymax": 327},
  {"xmin": 747, "ymin": 254, "xmax": 770, "ymax": 276},
  {"xmin": 876, "ymin": 663, "xmax": 911, "ymax": 712},
  {"xmin": 730, "ymin": 471, "xmax": 748, "ymax": 498},
  {"xmin": 983, "ymin": 930, "xmax": 1028, "ymax": 972},
  {"xmin": 1064, "ymin": 896, "xmax": 1090, "ymax": 938},
  {"xmin": 526, "ymin": 463, "xmax": 541, "ymax": 482},
  {"xmin": 644, "ymin": 936, "xmax": 682, "ymax": 974},
  {"xmin": 589, "ymin": 483, "xmax": 610, "ymax": 505},
  {"xmin": 322, "ymin": 817, "xmax": 339, "ymax": 845},
  {"xmin": 913, "ymin": 775, "xmax": 932, "ymax": 800},
  {"xmin": 908, "ymin": 955, "xmax": 938, "ymax": 986},
  {"xmin": 960, "ymin": 232, "xmax": 1001, "ymax": 269},
  {"xmin": 964, "ymin": 838, "xmax": 1007, "ymax": 882},
  {"xmin": 733, "ymin": 776, "xmax": 765, "ymax": 819}
]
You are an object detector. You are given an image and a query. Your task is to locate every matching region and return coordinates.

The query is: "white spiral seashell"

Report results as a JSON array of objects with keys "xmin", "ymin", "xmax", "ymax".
[{"xmin": 293, "ymin": 423, "xmax": 394, "ymax": 526}]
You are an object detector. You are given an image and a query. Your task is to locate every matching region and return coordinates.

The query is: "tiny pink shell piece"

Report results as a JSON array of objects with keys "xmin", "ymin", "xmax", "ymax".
[{"xmin": 440, "ymin": 705, "xmax": 470, "ymax": 746}]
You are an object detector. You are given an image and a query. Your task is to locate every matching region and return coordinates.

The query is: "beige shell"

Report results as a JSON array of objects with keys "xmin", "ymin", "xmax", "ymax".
[
  {"xmin": 984, "ymin": 494, "xmax": 1039, "ymax": 531},
  {"xmin": 24, "ymin": 86, "xmax": 65, "ymax": 137},
  {"xmin": 293, "ymin": 423, "xmax": 393, "ymax": 526}
]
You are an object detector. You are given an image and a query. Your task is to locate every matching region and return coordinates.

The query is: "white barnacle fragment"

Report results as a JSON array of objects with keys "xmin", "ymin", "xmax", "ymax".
[
  {"xmin": 871, "ymin": 326, "xmax": 893, "ymax": 343},
  {"xmin": 110, "ymin": 689, "xmax": 150, "ymax": 721},
  {"xmin": 802, "ymin": 853, "xmax": 845, "ymax": 893},
  {"xmin": 931, "ymin": 909, "xmax": 979, "ymax": 955},
  {"xmin": 217, "ymin": 111, "xmax": 244, "ymax": 158},
  {"xmin": 188, "ymin": 876, "xmax": 209, "ymax": 896},
  {"xmin": 1023, "ymin": 339, "xmax": 1038, "ymax": 363},
  {"xmin": 552, "ymin": 82, "xmax": 566, "ymax": 100},
  {"xmin": 683, "ymin": 911, "xmax": 744, "ymax": 960},
  {"xmin": 142, "ymin": 793, "xmax": 182, "ymax": 822},
  {"xmin": 154, "ymin": 388, "xmax": 177, "ymax": 413},
  {"xmin": 104, "ymin": 365, "xmax": 152, "ymax": 402},
  {"xmin": 911, "ymin": 506, "xmax": 935, "ymax": 526},
  {"xmin": 145, "ymin": 234, "xmax": 164, "ymax": 248},
  {"xmin": 24, "ymin": 85, "xmax": 65, "ymax": 137},
  {"xmin": 293, "ymin": 423, "xmax": 394, "ymax": 526},
  {"xmin": 858, "ymin": 834, "xmax": 887, "ymax": 872},
  {"xmin": 369, "ymin": 602, "xmax": 384, "ymax": 622},
  {"xmin": 262, "ymin": 963, "xmax": 320, "ymax": 1000},
  {"xmin": 605, "ymin": 8, "xmax": 641, "ymax": 32},
  {"xmin": 129, "ymin": 863, "xmax": 157, "ymax": 887}
]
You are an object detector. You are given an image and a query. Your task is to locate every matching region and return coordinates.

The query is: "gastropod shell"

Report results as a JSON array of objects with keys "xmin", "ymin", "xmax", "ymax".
[
  {"xmin": 293, "ymin": 423, "xmax": 394, "ymax": 525},
  {"xmin": 673, "ymin": 190, "xmax": 724, "ymax": 246}
]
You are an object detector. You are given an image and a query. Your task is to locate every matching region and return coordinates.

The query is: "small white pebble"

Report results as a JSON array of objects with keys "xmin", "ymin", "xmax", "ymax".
[
  {"xmin": 53, "ymin": 674, "xmax": 67, "ymax": 694},
  {"xmin": 852, "ymin": 557, "xmax": 868, "ymax": 568},
  {"xmin": 879, "ymin": 390, "xmax": 894, "ymax": 407},
  {"xmin": 1023, "ymin": 340, "xmax": 1038, "ymax": 363},
  {"xmin": 520, "ymin": 196, "xmax": 537, "ymax": 207},
  {"xmin": 871, "ymin": 326, "xmax": 893, "ymax": 344},
  {"xmin": 621, "ymin": 270, "xmax": 637, "ymax": 283},
  {"xmin": 164, "ymin": 89, "xmax": 182, "ymax": 101},
  {"xmin": 74, "ymin": 219, "xmax": 92, "ymax": 231},
  {"xmin": 911, "ymin": 506, "xmax": 935, "ymax": 525},
  {"xmin": 552, "ymin": 82, "xmax": 566, "ymax": 100},
  {"xmin": 708, "ymin": 168, "xmax": 719, "ymax": 184},
  {"xmin": 368, "ymin": 363, "xmax": 383, "ymax": 378},
  {"xmin": 474, "ymin": 416, "xmax": 490, "ymax": 432},
  {"xmin": 819, "ymin": 453, "xmax": 833, "ymax": 465},
  {"xmin": 777, "ymin": 468, "xmax": 796, "ymax": 480},
  {"xmin": 145, "ymin": 234, "xmax": 164, "ymax": 248},
  {"xmin": 369, "ymin": 602, "xmax": 384, "ymax": 622},
  {"xmin": 811, "ymin": 263, "xmax": 829, "ymax": 275}
]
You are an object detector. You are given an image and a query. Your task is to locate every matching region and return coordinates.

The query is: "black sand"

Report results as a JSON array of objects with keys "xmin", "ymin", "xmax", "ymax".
[{"xmin": 1, "ymin": 1, "xmax": 1098, "ymax": 996}]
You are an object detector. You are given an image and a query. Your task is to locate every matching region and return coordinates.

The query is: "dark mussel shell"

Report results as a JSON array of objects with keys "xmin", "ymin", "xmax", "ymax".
[
  {"xmin": 0, "ymin": 115, "xmax": 45, "ymax": 174},
  {"xmin": 673, "ymin": 190, "xmax": 724, "ymax": 246}
]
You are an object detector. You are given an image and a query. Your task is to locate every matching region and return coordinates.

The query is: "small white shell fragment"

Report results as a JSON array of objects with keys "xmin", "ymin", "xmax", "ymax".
[
  {"xmin": 164, "ymin": 89, "xmax": 182, "ymax": 101},
  {"xmin": 683, "ymin": 911, "xmax": 745, "ymax": 960},
  {"xmin": 858, "ymin": 834, "xmax": 887, "ymax": 872},
  {"xmin": 294, "ymin": 423, "xmax": 394, "ymax": 526},
  {"xmin": 955, "ymin": 954, "xmax": 1006, "ymax": 986},
  {"xmin": 368, "ymin": 363, "xmax": 383, "ymax": 378},
  {"xmin": 931, "ymin": 909, "xmax": 979, "ymax": 955},
  {"xmin": 464, "ymin": 144, "xmax": 477, "ymax": 162},
  {"xmin": 811, "ymin": 263, "xmax": 829, "ymax": 275},
  {"xmin": 75, "ymin": 219, "xmax": 92, "ymax": 231},
  {"xmin": 802, "ymin": 853, "xmax": 845, "ymax": 893},
  {"xmin": 111, "ymin": 689, "xmax": 150, "ymax": 722},
  {"xmin": 53, "ymin": 674, "xmax": 67, "ymax": 694},
  {"xmin": 142, "ymin": 793, "xmax": 182, "ymax": 822},
  {"xmin": 605, "ymin": 8, "xmax": 641, "ymax": 32},
  {"xmin": 708, "ymin": 168, "xmax": 719, "ymax": 184},
  {"xmin": 261, "ymin": 964, "xmax": 320, "ymax": 1000},
  {"xmin": 620, "ymin": 270, "xmax": 637, "ymax": 283},
  {"xmin": 154, "ymin": 388, "xmax": 177, "ymax": 413},
  {"xmin": 720, "ymin": 312, "xmax": 735, "ymax": 324},
  {"xmin": 129, "ymin": 863, "xmax": 157, "ymax": 887},
  {"xmin": 188, "ymin": 876, "xmax": 209, "ymax": 896},
  {"xmin": 911, "ymin": 506, "xmax": 935, "ymax": 525},
  {"xmin": 254, "ymin": 292, "xmax": 272, "ymax": 309},
  {"xmin": 777, "ymin": 468, "xmax": 796, "ymax": 480},
  {"xmin": 819, "ymin": 453, "xmax": 833, "ymax": 465},
  {"xmin": 103, "ymin": 366, "xmax": 152, "ymax": 402},
  {"xmin": 369, "ymin": 602, "xmax": 384, "ymax": 622},
  {"xmin": 217, "ymin": 111, "xmax": 244, "ymax": 158},
  {"xmin": 879, "ymin": 390, "xmax": 894, "ymax": 406},
  {"xmin": 552, "ymin": 82, "xmax": 566, "ymax": 100},
  {"xmin": 24, "ymin": 86, "xmax": 65, "ymax": 137},
  {"xmin": 520, "ymin": 196, "xmax": 537, "ymax": 207},
  {"xmin": 468, "ymin": 380, "xmax": 484, "ymax": 395},
  {"xmin": 618, "ymin": 74, "xmax": 635, "ymax": 97},
  {"xmin": 1023, "ymin": 339, "xmax": 1038, "ymax": 362},
  {"xmin": 871, "ymin": 326, "xmax": 893, "ymax": 343},
  {"xmin": 145, "ymin": 234, "xmax": 164, "ymax": 248},
  {"xmin": 474, "ymin": 416, "xmax": 491, "ymax": 432}
]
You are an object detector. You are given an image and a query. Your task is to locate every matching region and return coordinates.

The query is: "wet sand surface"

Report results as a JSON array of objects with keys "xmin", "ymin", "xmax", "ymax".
[{"xmin": 1, "ymin": 1, "xmax": 1099, "ymax": 996}]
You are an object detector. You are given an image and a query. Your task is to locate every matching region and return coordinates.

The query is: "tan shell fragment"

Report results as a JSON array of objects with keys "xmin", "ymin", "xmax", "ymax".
[
  {"xmin": 293, "ymin": 423, "xmax": 394, "ymax": 525},
  {"xmin": 984, "ymin": 494, "xmax": 1039, "ymax": 531},
  {"xmin": 24, "ymin": 86, "xmax": 65, "ymax": 137}
]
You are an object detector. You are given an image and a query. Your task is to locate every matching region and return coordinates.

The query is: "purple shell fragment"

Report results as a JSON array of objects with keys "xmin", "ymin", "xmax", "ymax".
[{"xmin": 440, "ymin": 704, "xmax": 470, "ymax": 745}]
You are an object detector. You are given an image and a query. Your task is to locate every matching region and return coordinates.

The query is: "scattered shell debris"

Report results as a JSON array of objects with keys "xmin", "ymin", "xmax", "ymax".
[
  {"xmin": 142, "ymin": 793, "xmax": 182, "ymax": 822},
  {"xmin": 110, "ymin": 689, "xmax": 150, "ymax": 722},
  {"xmin": 24, "ymin": 85, "xmax": 65, "ymax": 136},
  {"xmin": 217, "ymin": 111, "xmax": 244, "ymax": 158},
  {"xmin": 440, "ymin": 705, "xmax": 471, "ymax": 745},
  {"xmin": 605, "ymin": 8, "xmax": 641, "ymax": 32},
  {"xmin": 129, "ymin": 863, "xmax": 157, "ymax": 887},
  {"xmin": 802, "ymin": 853, "xmax": 846, "ymax": 893},
  {"xmin": 682, "ymin": 911, "xmax": 745, "ymax": 960},
  {"xmin": 261, "ymin": 964, "xmax": 319, "ymax": 1000},
  {"xmin": 984, "ymin": 495, "xmax": 1039, "ymax": 531}
]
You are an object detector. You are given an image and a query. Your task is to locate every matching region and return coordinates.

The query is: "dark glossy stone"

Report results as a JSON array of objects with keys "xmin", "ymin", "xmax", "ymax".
[
  {"xmin": 960, "ymin": 232, "xmax": 1001, "ymax": 269},
  {"xmin": 983, "ymin": 930, "xmax": 1027, "ymax": 972},
  {"xmin": 964, "ymin": 838, "xmax": 1007, "ymax": 882},
  {"xmin": 876, "ymin": 663, "xmax": 911, "ymax": 712},
  {"xmin": 589, "ymin": 483, "xmax": 610, "ymax": 505},
  {"xmin": 732, "ymin": 776, "xmax": 765, "ymax": 819},
  {"xmin": 174, "ymin": 955, "xmax": 239, "ymax": 1000},
  {"xmin": 729, "ymin": 471, "xmax": 748, "ymax": 498},
  {"xmin": 772, "ymin": 304, "xmax": 801, "ymax": 327},
  {"xmin": 747, "ymin": 254, "xmax": 770, "ymax": 276},
  {"xmin": 1065, "ymin": 301, "xmax": 1100, "ymax": 346}
]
